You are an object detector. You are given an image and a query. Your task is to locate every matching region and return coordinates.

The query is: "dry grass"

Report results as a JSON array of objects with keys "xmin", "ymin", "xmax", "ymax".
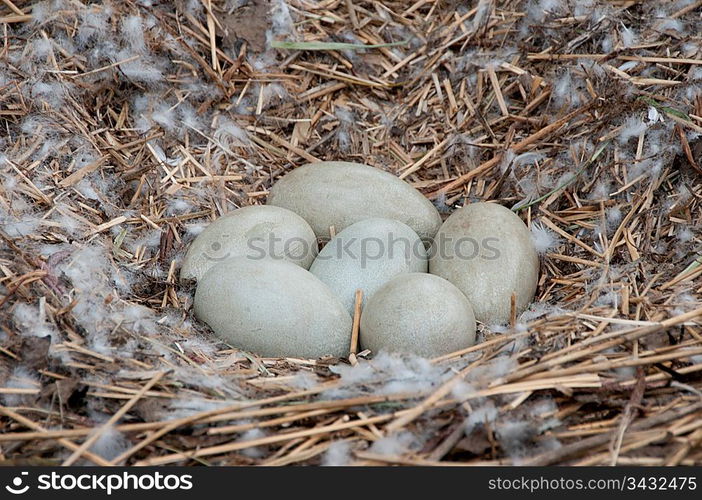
[{"xmin": 1, "ymin": 0, "xmax": 701, "ymax": 466}]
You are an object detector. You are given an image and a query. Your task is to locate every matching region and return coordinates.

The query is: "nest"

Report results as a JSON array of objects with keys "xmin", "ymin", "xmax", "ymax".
[{"xmin": 1, "ymin": 0, "xmax": 701, "ymax": 466}]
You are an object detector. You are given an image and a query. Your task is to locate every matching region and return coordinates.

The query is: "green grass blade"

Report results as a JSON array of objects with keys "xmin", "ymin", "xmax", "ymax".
[
  {"xmin": 681, "ymin": 255, "xmax": 702, "ymax": 276},
  {"xmin": 637, "ymin": 96, "xmax": 691, "ymax": 121},
  {"xmin": 513, "ymin": 141, "xmax": 609, "ymax": 212}
]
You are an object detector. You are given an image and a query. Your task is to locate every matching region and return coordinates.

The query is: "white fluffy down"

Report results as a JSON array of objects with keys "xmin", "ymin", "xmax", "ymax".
[{"xmin": 530, "ymin": 221, "xmax": 560, "ymax": 254}]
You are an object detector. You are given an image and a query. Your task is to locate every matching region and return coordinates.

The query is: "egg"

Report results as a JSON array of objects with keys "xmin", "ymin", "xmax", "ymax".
[
  {"xmin": 194, "ymin": 257, "xmax": 352, "ymax": 358},
  {"xmin": 360, "ymin": 273, "xmax": 476, "ymax": 358},
  {"xmin": 181, "ymin": 205, "xmax": 317, "ymax": 282},
  {"xmin": 266, "ymin": 161, "xmax": 442, "ymax": 240},
  {"xmin": 428, "ymin": 202, "xmax": 539, "ymax": 324},
  {"xmin": 309, "ymin": 218, "xmax": 428, "ymax": 315}
]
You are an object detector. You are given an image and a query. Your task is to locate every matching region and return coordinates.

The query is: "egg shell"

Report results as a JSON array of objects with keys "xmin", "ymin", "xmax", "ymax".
[
  {"xmin": 181, "ymin": 205, "xmax": 317, "ymax": 282},
  {"xmin": 309, "ymin": 218, "xmax": 428, "ymax": 315},
  {"xmin": 428, "ymin": 202, "xmax": 539, "ymax": 324},
  {"xmin": 360, "ymin": 273, "xmax": 476, "ymax": 358},
  {"xmin": 194, "ymin": 257, "xmax": 352, "ymax": 358},
  {"xmin": 266, "ymin": 161, "xmax": 442, "ymax": 240}
]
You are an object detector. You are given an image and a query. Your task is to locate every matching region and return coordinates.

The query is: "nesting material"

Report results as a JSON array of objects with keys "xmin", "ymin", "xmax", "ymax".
[
  {"xmin": 360, "ymin": 273, "xmax": 476, "ymax": 358},
  {"xmin": 267, "ymin": 161, "xmax": 442, "ymax": 240},
  {"xmin": 181, "ymin": 205, "xmax": 317, "ymax": 282},
  {"xmin": 4, "ymin": 0, "xmax": 702, "ymax": 468},
  {"xmin": 310, "ymin": 218, "xmax": 427, "ymax": 315},
  {"xmin": 194, "ymin": 257, "xmax": 351, "ymax": 358},
  {"xmin": 429, "ymin": 202, "xmax": 539, "ymax": 324}
]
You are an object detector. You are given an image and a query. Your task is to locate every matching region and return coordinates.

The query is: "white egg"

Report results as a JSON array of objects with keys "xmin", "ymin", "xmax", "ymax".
[
  {"xmin": 181, "ymin": 205, "xmax": 317, "ymax": 282},
  {"xmin": 194, "ymin": 257, "xmax": 351, "ymax": 358},
  {"xmin": 309, "ymin": 218, "xmax": 427, "ymax": 315},
  {"xmin": 360, "ymin": 273, "xmax": 476, "ymax": 358},
  {"xmin": 267, "ymin": 161, "xmax": 442, "ymax": 240},
  {"xmin": 429, "ymin": 202, "xmax": 539, "ymax": 324}
]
